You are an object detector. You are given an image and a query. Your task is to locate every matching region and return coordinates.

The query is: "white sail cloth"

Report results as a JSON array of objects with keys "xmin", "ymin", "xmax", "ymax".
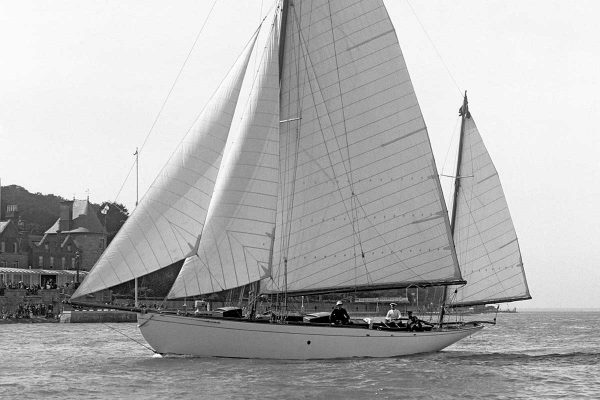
[
  {"xmin": 72, "ymin": 34, "xmax": 259, "ymax": 299},
  {"xmin": 450, "ymin": 115, "xmax": 531, "ymax": 306},
  {"xmin": 262, "ymin": 0, "xmax": 462, "ymax": 295},
  {"xmin": 168, "ymin": 17, "xmax": 281, "ymax": 298}
]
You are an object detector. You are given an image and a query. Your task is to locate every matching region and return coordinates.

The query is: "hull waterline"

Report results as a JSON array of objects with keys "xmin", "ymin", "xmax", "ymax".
[{"xmin": 137, "ymin": 313, "xmax": 483, "ymax": 360}]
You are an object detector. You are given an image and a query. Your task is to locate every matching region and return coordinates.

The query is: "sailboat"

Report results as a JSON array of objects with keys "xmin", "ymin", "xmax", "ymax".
[{"xmin": 72, "ymin": 0, "xmax": 530, "ymax": 359}]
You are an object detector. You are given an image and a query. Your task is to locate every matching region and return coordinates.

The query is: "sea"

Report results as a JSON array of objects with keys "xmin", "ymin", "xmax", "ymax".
[{"xmin": 1, "ymin": 311, "xmax": 599, "ymax": 400}]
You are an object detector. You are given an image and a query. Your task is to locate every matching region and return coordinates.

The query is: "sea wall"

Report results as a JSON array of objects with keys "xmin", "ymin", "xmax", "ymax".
[
  {"xmin": 60, "ymin": 310, "xmax": 137, "ymax": 323},
  {"xmin": 0, "ymin": 288, "xmax": 61, "ymax": 312}
]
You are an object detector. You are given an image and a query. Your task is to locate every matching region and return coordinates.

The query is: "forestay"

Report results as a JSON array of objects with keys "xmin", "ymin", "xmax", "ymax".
[
  {"xmin": 449, "ymin": 114, "xmax": 531, "ymax": 306},
  {"xmin": 262, "ymin": 0, "xmax": 463, "ymax": 295}
]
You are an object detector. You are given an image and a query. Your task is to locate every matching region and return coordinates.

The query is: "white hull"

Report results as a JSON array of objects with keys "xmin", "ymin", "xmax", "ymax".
[{"xmin": 138, "ymin": 313, "xmax": 483, "ymax": 360}]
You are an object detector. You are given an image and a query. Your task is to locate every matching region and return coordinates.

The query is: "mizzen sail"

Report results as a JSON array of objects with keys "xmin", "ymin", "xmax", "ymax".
[
  {"xmin": 262, "ymin": 0, "xmax": 463, "ymax": 295},
  {"xmin": 72, "ymin": 34, "xmax": 259, "ymax": 299},
  {"xmin": 449, "ymin": 110, "xmax": 531, "ymax": 307}
]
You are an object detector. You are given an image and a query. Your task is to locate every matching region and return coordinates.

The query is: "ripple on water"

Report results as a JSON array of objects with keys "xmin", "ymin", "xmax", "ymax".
[{"xmin": 1, "ymin": 312, "xmax": 600, "ymax": 399}]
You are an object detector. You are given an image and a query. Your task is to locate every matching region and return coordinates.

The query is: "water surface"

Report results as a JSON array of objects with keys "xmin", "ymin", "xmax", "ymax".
[{"xmin": 1, "ymin": 311, "xmax": 598, "ymax": 399}]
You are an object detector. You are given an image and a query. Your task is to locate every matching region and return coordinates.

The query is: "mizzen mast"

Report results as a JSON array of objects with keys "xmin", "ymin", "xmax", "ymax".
[{"xmin": 439, "ymin": 91, "xmax": 469, "ymax": 326}]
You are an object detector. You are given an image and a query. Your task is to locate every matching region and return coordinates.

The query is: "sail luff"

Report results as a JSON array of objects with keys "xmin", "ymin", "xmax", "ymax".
[{"xmin": 72, "ymin": 34, "xmax": 260, "ymax": 299}]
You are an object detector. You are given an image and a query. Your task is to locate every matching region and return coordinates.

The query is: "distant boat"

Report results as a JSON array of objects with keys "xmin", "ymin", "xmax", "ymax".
[{"xmin": 72, "ymin": 0, "xmax": 529, "ymax": 359}]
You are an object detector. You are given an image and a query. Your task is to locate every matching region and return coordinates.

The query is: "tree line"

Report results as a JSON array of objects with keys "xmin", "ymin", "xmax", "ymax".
[{"xmin": 0, "ymin": 184, "xmax": 128, "ymax": 244}]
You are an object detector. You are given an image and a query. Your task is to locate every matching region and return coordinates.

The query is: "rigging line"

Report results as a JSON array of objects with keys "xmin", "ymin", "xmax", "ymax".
[
  {"xmin": 405, "ymin": 0, "xmax": 463, "ymax": 96},
  {"xmin": 441, "ymin": 116, "xmax": 461, "ymax": 179},
  {"xmin": 138, "ymin": 0, "xmax": 219, "ymax": 152},
  {"xmin": 325, "ymin": 1, "xmax": 368, "ymax": 287},
  {"xmin": 109, "ymin": 0, "xmax": 219, "ymax": 205},
  {"xmin": 113, "ymin": 6, "xmax": 268, "ymax": 211},
  {"xmin": 288, "ymin": 5, "xmax": 365, "ymax": 255},
  {"xmin": 103, "ymin": 323, "xmax": 157, "ymax": 354},
  {"xmin": 111, "ymin": 160, "xmax": 136, "ymax": 206},
  {"xmin": 277, "ymin": 3, "xmax": 292, "ymax": 277},
  {"xmin": 281, "ymin": 5, "xmax": 304, "ymax": 268}
]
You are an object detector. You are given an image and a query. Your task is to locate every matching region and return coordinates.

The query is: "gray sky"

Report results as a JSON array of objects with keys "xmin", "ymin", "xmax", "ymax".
[{"xmin": 1, "ymin": 0, "xmax": 598, "ymax": 309}]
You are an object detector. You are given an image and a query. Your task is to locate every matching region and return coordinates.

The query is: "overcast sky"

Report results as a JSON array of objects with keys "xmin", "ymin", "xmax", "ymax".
[{"xmin": 1, "ymin": 0, "xmax": 598, "ymax": 309}]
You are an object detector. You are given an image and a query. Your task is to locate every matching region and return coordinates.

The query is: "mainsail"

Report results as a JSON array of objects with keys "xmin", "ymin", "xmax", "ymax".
[
  {"xmin": 72, "ymin": 32, "xmax": 260, "ymax": 299},
  {"xmin": 448, "ymin": 102, "xmax": 531, "ymax": 307},
  {"xmin": 262, "ymin": 0, "xmax": 463, "ymax": 295}
]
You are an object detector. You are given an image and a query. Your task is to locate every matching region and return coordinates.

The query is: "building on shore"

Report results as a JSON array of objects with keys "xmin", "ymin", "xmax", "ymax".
[
  {"xmin": 33, "ymin": 199, "xmax": 107, "ymax": 272},
  {"xmin": 1, "ymin": 200, "xmax": 108, "ymax": 316}
]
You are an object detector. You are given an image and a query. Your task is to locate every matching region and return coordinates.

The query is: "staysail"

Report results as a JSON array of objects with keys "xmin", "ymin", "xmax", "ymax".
[
  {"xmin": 72, "ymin": 33, "xmax": 260, "ymax": 299},
  {"xmin": 167, "ymin": 15, "xmax": 282, "ymax": 298},
  {"xmin": 262, "ymin": 0, "xmax": 463, "ymax": 296},
  {"xmin": 449, "ymin": 103, "xmax": 531, "ymax": 307}
]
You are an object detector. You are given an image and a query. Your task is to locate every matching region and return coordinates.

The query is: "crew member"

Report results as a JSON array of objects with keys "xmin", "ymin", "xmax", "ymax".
[
  {"xmin": 330, "ymin": 300, "xmax": 350, "ymax": 325},
  {"xmin": 406, "ymin": 310, "xmax": 423, "ymax": 331},
  {"xmin": 385, "ymin": 302, "xmax": 402, "ymax": 327}
]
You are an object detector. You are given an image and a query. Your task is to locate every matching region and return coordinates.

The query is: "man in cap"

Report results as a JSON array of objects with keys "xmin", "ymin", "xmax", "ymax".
[
  {"xmin": 330, "ymin": 300, "xmax": 350, "ymax": 325},
  {"xmin": 385, "ymin": 302, "xmax": 402, "ymax": 327}
]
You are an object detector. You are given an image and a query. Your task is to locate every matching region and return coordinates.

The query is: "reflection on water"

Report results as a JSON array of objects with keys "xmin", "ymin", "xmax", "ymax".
[{"xmin": 0, "ymin": 312, "xmax": 598, "ymax": 399}]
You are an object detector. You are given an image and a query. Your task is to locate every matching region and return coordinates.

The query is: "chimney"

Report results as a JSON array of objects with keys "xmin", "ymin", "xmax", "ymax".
[
  {"xmin": 6, "ymin": 204, "xmax": 19, "ymax": 221},
  {"xmin": 59, "ymin": 200, "xmax": 74, "ymax": 232}
]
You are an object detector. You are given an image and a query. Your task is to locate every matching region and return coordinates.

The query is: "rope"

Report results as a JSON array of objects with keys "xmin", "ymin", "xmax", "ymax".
[
  {"xmin": 110, "ymin": 0, "xmax": 220, "ymax": 205},
  {"xmin": 405, "ymin": 0, "xmax": 463, "ymax": 96},
  {"xmin": 103, "ymin": 322, "xmax": 157, "ymax": 354}
]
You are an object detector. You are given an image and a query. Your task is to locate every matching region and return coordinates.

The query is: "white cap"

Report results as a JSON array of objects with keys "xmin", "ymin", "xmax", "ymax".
[{"xmin": 336, "ymin": 301, "xmax": 343, "ymax": 305}]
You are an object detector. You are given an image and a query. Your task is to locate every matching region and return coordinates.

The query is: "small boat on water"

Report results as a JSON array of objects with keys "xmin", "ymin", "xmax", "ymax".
[{"xmin": 72, "ymin": 0, "xmax": 530, "ymax": 359}]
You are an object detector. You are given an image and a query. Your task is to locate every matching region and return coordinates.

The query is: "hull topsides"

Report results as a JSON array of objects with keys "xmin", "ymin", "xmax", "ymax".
[{"xmin": 137, "ymin": 313, "xmax": 482, "ymax": 359}]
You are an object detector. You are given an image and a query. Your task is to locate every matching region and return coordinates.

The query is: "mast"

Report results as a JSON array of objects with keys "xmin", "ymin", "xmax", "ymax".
[
  {"xmin": 134, "ymin": 147, "xmax": 139, "ymax": 308},
  {"xmin": 279, "ymin": 0, "xmax": 290, "ymax": 315},
  {"xmin": 278, "ymin": 0, "xmax": 289, "ymax": 80},
  {"xmin": 451, "ymin": 92, "xmax": 468, "ymax": 232},
  {"xmin": 439, "ymin": 91, "xmax": 468, "ymax": 326}
]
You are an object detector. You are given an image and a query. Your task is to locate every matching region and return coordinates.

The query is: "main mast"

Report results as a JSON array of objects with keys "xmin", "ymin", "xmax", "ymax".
[{"xmin": 134, "ymin": 147, "xmax": 139, "ymax": 309}]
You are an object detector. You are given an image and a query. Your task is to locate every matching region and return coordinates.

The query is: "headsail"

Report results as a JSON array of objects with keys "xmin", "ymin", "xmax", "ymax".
[
  {"xmin": 167, "ymin": 14, "xmax": 281, "ymax": 298},
  {"xmin": 72, "ymin": 33, "xmax": 260, "ymax": 299},
  {"xmin": 449, "ymin": 103, "xmax": 531, "ymax": 307},
  {"xmin": 262, "ymin": 0, "xmax": 463, "ymax": 296}
]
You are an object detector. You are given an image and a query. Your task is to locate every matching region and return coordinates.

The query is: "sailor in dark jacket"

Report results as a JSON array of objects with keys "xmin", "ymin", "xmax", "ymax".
[{"xmin": 330, "ymin": 300, "xmax": 350, "ymax": 325}]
